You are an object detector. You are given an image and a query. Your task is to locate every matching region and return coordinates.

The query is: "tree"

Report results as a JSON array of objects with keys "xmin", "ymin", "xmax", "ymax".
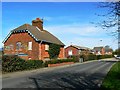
[
  {"xmin": 95, "ymin": 1, "xmax": 120, "ymax": 55},
  {"xmin": 48, "ymin": 43, "xmax": 61, "ymax": 59},
  {"xmin": 113, "ymin": 48, "xmax": 120, "ymax": 56}
]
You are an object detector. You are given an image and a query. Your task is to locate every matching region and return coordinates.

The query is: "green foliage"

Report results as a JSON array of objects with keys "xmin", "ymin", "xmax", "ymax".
[
  {"xmin": 48, "ymin": 43, "xmax": 61, "ymax": 59},
  {"xmin": 2, "ymin": 55, "xmax": 43, "ymax": 72},
  {"xmin": 113, "ymin": 49, "xmax": 120, "ymax": 56},
  {"xmin": 44, "ymin": 59, "xmax": 75, "ymax": 67},
  {"xmin": 80, "ymin": 54, "xmax": 113, "ymax": 61},
  {"xmin": 2, "ymin": 55, "xmax": 26, "ymax": 72},
  {"xmin": 87, "ymin": 54, "xmax": 97, "ymax": 60},
  {"xmin": 101, "ymin": 61, "xmax": 120, "ymax": 90},
  {"xmin": 71, "ymin": 55, "xmax": 80, "ymax": 62},
  {"xmin": 25, "ymin": 60, "xmax": 43, "ymax": 70}
]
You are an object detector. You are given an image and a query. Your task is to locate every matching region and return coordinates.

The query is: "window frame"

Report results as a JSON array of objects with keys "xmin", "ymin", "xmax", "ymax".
[{"xmin": 28, "ymin": 41, "xmax": 32, "ymax": 50}]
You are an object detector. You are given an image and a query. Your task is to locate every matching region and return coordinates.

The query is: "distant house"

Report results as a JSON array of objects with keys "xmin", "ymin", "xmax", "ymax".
[
  {"xmin": 3, "ymin": 18, "xmax": 65, "ymax": 60},
  {"xmin": 104, "ymin": 45, "xmax": 113, "ymax": 55},
  {"xmin": 93, "ymin": 46, "xmax": 113, "ymax": 55},
  {"xmin": 65, "ymin": 45, "xmax": 90, "ymax": 58},
  {"xmin": 93, "ymin": 47, "xmax": 105, "ymax": 55}
]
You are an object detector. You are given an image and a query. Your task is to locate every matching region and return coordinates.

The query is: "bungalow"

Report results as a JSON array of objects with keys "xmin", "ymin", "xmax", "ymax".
[
  {"xmin": 3, "ymin": 18, "xmax": 65, "ymax": 60},
  {"xmin": 65, "ymin": 45, "xmax": 90, "ymax": 58}
]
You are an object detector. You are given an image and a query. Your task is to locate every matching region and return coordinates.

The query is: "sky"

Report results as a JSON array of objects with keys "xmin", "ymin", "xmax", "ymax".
[{"xmin": 2, "ymin": 2, "xmax": 118, "ymax": 50}]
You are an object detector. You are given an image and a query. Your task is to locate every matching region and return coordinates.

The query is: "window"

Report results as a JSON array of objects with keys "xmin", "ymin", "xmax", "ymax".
[
  {"xmin": 45, "ymin": 44, "xmax": 49, "ymax": 51},
  {"xmin": 28, "ymin": 42, "xmax": 32, "ymax": 50},
  {"xmin": 68, "ymin": 50, "xmax": 72, "ymax": 56},
  {"xmin": 9, "ymin": 44, "xmax": 14, "ymax": 50},
  {"xmin": 16, "ymin": 42, "xmax": 22, "ymax": 50}
]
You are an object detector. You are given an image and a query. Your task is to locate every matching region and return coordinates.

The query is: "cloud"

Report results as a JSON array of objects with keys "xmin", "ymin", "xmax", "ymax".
[
  {"xmin": 45, "ymin": 23, "xmax": 118, "ymax": 50},
  {"xmin": 45, "ymin": 23, "xmax": 107, "ymax": 37}
]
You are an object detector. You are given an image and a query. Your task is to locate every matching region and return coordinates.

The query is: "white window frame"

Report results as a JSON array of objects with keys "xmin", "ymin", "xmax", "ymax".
[
  {"xmin": 28, "ymin": 41, "xmax": 32, "ymax": 50},
  {"xmin": 45, "ymin": 44, "xmax": 49, "ymax": 51},
  {"xmin": 68, "ymin": 50, "xmax": 73, "ymax": 56}
]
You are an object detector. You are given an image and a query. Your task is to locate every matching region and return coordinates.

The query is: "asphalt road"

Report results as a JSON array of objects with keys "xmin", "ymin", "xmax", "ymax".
[{"xmin": 2, "ymin": 59, "xmax": 117, "ymax": 90}]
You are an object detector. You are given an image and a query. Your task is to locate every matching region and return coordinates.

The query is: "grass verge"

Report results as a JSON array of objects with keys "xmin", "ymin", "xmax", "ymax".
[{"xmin": 101, "ymin": 61, "xmax": 120, "ymax": 90}]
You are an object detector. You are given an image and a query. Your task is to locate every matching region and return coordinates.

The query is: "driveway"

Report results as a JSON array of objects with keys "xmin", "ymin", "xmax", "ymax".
[{"xmin": 2, "ymin": 59, "xmax": 117, "ymax": 89}]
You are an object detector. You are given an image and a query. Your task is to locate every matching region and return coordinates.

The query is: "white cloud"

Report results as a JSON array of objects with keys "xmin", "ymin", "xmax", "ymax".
[
  {"xmin": 45, "ymin": 23, "xmax": 107, "ymax": 37},
  {"xmin": 45, "ymin": 23, "xmax": 118, "ymax": 50}
]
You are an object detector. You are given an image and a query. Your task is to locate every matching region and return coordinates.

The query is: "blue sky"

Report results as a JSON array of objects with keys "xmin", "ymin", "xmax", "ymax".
[{"xmin": 2, "ymin": 2, "xmax": 118, "ymax": 50}]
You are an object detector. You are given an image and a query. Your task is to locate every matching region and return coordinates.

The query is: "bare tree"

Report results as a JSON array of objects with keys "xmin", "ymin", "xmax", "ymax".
[{"xmin": 94, "ymin": 1, "xmax": 120, "ymax": 53}]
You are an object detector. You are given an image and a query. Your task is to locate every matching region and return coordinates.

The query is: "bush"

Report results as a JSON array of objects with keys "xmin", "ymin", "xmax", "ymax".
[
  {"xmin": 44, "ymin": 58, "xmax": 75, "ymax": 67},
  {"xmin": 87, "ymin": 54, "xmax": 97, "ymax": 60},
  {"xmin": 2, "ymin": 55, "xmax": 26, "ymax": 72},
  {"xmin": 48, "ymin": 43, "xmax": 61, "ymax": 59},
  {"xmin": 82, "ymin": 54, "xmax": 113, "ymax": 61},
  {"xmin": 25, "ymin": 60, "xmax": 43, "ymax": 70},
  {"xmin": 2, "ymin": 55, "xmax": 43, "ymax": 72}
]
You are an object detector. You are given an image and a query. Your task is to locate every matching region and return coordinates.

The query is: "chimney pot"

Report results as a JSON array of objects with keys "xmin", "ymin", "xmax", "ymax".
[
  {"xmin": 32, "ymin": 18, "xmax": 43, "ymax": 30},
  {"xmin": 36, "ymin": 18, "xmax": 40, "ymax": 20}
]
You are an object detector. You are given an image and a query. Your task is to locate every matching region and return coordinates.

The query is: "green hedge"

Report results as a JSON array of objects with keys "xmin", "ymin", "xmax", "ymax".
[
  {"xmin": 44, "ymin": 58, "xmax": 76, "ymax": 67},
  {"xmin": 2, "ymin": 55, "xmax": 43, "ymax": 72},
  {"xmin": 81, "ymin": 54, "xmax": 113, "ymax": 61}
]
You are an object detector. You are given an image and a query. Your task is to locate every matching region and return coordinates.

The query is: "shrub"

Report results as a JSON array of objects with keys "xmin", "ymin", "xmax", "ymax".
[
  {"xmin": 25, "ymin": 60, "xmax": 43, "ymax": 70},
  {"xmin": 44, "ymin": 58, "xmax": 75, "ymax": 66},
  {"xmin": 71, "ymin": 55, "xmax": 80, "ymax": 62},
  {"xmin": 2, "ymin": 55, "xmax": 43, "ymax": 72},
  {"xmin": 2, "ymin": 55, "xmax": 26, "ymax": 72},
  {"xmin": 48, "ymin": 43, "xmax": 61, "ymax": 59},
  {"xmin": 87, "ymin": 54, "xmax": 97, "ymax": 60}
]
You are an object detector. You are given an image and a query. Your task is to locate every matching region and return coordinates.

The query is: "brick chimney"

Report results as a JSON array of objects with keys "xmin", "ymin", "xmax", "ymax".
[{"xmin": 32, "ymin": 18, "xmax": 43, "ymax": 30}]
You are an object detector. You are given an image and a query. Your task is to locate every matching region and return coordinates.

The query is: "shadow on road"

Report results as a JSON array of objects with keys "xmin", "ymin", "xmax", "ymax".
[{"xmin": 29, "ymin": 72, "xmax": 105, "ymax": 90}]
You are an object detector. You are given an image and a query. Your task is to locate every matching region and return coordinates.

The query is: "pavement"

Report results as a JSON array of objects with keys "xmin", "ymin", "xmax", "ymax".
[{"xmin": 2, "ymin": 58, "xmax": 117, "ymax": 89}]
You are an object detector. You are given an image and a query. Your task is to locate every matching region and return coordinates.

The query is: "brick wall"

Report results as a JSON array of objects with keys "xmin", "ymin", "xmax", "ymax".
[
  {"xmin": 39, "ymin": 44, "xmax": 65, "ymax": 60},
  {"xmin": 4, "ymin": 32, "xmax": 65, "ymax": 60},
  {"xmin": 65, "ymin": 46, "xmax": 79, "ymax": 58},
  {"xmin": 4, "ymin": 32, "xmax": 39, "ymax": 60}
]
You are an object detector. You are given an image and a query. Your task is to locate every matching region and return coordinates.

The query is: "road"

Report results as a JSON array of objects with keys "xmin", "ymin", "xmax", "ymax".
[{"xmin": 2, "ymin": 59, "xmax": 117, "ymax": 90}]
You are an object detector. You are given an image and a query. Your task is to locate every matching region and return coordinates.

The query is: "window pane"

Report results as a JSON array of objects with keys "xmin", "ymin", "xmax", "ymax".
[
  {"xmin": 68, "ymin": 50, "xmax": 72, "ymax": 55},
  {"xmin": 28, "ymin": 42, "xmax": 32, "ymax": 50},
  {"xmin": 45, "ymin": 44, "xmax": 49, "ymax": 50},
  {"xmin": 16, "ymin": 42, "xmax": 22, "ymax": 50}
]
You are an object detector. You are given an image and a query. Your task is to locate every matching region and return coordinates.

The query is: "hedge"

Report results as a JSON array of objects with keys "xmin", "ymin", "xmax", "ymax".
[
  {"xmin": 44, "ymin": 58, "xmax": 77, "ymax": 67},
  {"xmin": 83, "ymin": 54, "xmax": 113, "ymax": 61},
  {"xmin": 2, "ymin": 54, "xmax": 113, "ymax": 72},
  {"xmin": 2, "ymin": 55, "xmax": 43, "ymax": 72}
]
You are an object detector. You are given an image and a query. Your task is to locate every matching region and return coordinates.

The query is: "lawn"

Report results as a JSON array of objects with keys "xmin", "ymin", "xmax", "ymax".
[{"xmin": 101, "ymin": 61, "xmax": 120, "ymax": 90}]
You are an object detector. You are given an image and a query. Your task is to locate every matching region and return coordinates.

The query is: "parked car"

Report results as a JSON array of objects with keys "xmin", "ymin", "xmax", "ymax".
[{"xmin": 114, "ymin": 55, "xmax": 120, "ymax": 59}]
